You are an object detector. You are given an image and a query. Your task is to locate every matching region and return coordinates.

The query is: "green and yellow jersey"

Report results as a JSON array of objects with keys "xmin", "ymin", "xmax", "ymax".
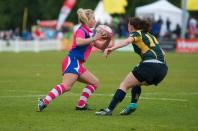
[{"xmin": 130, "ymin": 30, "xmax": 165, "ymax": 62}]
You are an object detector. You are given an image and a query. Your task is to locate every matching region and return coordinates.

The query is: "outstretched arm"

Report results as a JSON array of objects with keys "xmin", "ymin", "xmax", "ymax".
[
  {"xmin": 111, "ymin": 37, "xmax": 134, "ymax": 51},
  {"xmin": 104, "ymin": 37, "xmax": 134, "ymax": 57}
]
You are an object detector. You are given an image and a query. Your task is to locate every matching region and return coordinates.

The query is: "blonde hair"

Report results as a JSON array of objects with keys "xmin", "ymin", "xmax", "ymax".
[{"xmin": 77, "ymin": 8, "xmax": 94, "ymax": 25}]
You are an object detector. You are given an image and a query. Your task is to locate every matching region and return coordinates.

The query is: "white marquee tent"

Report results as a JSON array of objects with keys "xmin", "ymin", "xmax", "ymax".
[
  {"xmin": 135, "ymin": 0, "xmax": 183, "ymax": 36},
  {"xmin": 94, "ymin": 1, "xmax": 112, "ymax": 24}
]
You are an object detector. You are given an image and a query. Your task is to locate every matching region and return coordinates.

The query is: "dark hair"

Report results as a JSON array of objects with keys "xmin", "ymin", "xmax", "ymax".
[{"xmin": 128, "ymin": 17, "xmax": 151, "ymax": 32}]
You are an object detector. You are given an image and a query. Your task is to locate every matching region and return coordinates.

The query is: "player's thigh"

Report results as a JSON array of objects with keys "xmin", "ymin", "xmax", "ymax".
[
  {"xmin": 62, "ymin": 73, "xmax": 78, "ymax": 91},
  {"xmin": 119, "ymin": 72, "xmax": 141, "ymax": 91},
  {"xmin": 78, "ymin": 69, "xmax": 99, "ymax": 86}
]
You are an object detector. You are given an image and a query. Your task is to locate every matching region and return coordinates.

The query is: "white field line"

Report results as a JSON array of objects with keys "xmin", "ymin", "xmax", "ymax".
[
  {"xmin": 5, "ymin": 90, "xmax": 198, "ymax": 95},
  {"xmin": 0, "ymin": 93, "xmax": 188, "ymax": 102}
]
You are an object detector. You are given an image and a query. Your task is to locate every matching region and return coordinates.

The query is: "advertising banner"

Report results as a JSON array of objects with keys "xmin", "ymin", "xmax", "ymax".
[{"xmin": 176, "ymin": 39, "xmax": 198, "ymax": 53}]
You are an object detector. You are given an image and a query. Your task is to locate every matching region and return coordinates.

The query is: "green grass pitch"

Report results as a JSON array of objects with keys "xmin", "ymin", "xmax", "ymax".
[{"xmin": 0, "ymin": 51, "xmax": 198, "ymax": 131}]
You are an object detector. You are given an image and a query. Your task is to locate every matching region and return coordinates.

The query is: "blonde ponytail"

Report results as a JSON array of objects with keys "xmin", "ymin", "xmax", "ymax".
[{"xmin": 77, "ymin": 8, "xmax": 94, "ymax": 25}]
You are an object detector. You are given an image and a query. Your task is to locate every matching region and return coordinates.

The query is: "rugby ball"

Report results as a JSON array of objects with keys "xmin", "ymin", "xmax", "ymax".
[{"xmin": 95, "ymin": 25, "xmax": 113, "ymax": 38}]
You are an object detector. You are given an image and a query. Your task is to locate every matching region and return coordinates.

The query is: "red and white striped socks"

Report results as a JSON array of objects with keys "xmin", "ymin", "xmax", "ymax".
[
  {"xmin": 43, "ymin": 83, "xmax": 97, "ymax": 107},
  {"xmin": 76, "ymin": 84, "xmax": 97, "ymax": 108},
  {"xmin": 43, "ymin": 83, "xmax": 66, "ymax": 105}
]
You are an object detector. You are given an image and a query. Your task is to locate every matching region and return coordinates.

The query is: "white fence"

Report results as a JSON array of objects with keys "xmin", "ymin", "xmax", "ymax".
[
  {"xmin": 0, "ymin": 40, "xmax": 61, "ymax": 52},
  {"xmin": 0, "ymin": 39, "xmax": 133, "ymax": 52}
]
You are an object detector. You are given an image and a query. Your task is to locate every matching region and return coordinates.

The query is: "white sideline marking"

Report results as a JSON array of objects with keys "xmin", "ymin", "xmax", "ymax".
[
  {"xmin": 139, "ymin": 97, "xmax": 188, "ymax": 102},
  {"xmin": 6, "ymin": 90, "xmax": 198, "ymax": 95},
  {"xmin": 94, "ymin": 93, "xmax": 188, "ymax": 102},
  {"xmin": 0, "ymin": 93, "xmax": 188, "ymax": 102}
]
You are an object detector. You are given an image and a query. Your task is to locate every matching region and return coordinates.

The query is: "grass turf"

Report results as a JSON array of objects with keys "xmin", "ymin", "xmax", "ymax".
[{"xmin": 0, "ymin": 51, "xmax": 198, "ymax": 131}]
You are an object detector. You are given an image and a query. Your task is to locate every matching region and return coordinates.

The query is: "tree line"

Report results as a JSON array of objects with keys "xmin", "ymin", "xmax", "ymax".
[{"xmin": 0, "ymin": 0, "xmax": 181, "ymax": 30}]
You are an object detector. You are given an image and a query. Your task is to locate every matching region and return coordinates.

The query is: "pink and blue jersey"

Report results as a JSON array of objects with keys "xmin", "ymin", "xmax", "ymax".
[
  {"xmin": 62, "ymin": 25, "xmax": 94, "ymax": 76},
  {"xmin": 68, "ymin": 25, "xmax": 94, "ymax": 62}
]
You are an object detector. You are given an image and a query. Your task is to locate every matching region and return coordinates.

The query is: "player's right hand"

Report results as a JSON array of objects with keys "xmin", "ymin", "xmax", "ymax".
[{"xmin": 94, "ymin": 31, "xmax": 105, "ymax": 40}]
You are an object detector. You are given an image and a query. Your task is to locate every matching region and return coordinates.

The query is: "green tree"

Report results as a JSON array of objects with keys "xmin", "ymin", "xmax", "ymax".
[
  {"xmin": 0, "ymin": 0, "xmax": 194, "ymax": 30},
  {"xmin": 0, "ymin": 0, "xmax": 63, "ymax": 30}
]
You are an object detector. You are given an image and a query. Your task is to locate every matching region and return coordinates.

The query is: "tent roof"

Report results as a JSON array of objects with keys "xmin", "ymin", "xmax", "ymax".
[
  {"xmin": 136, "ymin": 0, "xmax": 182, "ymax": 14},
  {"xmin": 94, "ymin": 1, "xmax": 112, "ymax": 24}
]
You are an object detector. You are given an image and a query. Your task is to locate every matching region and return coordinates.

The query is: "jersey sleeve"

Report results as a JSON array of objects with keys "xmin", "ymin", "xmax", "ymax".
[
  {"xmin": 76, "ymin": 29, "xmax": 85, "ymax": 38},
  {"xmin": 129, "ymin": 32, "xmax": 141, "ymax": 43}
]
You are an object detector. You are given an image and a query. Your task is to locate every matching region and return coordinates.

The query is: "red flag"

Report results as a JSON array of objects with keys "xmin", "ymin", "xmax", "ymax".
[{"xmin": 56, "ymin": 0, "xmax": 76, "ymax": 30}]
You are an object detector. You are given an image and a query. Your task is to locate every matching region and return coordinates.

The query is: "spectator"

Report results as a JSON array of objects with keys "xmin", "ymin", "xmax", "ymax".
[
  {"xmin": 32, "ymin": 26, "xmax": 45, "ymax": 40},
  {"xmin": 21, "ymin": 29, "xmax": 32, "ymax": 40},
  {"xmin": 166, "ymin": 17, "xmax": 171, "ymax": 33},
  {"xmin": 13, "ymin": 27, "xmax": 21, "ymax": 40},
  {"xmin": 117, "ymin": 16, "xmax": 128, "ymax": 38},
  {"xmin": 151, "ymin": 17, "xmax": 163, "ymax": 38},
  {"xmin": 188, "ymin": 17, "xmax": 197, "ymax": 39},
  {"xmin": 172, "ymin": 24, "xmax": 181, "ymax": 39}
]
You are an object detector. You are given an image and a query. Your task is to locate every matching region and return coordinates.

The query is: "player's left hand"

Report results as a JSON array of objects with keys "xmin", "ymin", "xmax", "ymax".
[{"xmin": 104, "ymin": 48, "xmax": 113, "ymax": 58}]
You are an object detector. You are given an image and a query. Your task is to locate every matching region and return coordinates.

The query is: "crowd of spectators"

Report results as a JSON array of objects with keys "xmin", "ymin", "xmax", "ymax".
[
  {"xmin": 0, "ymin": 16, "xmax": 197, "ymax": 41},
  {"xmin": 110, "ymin": 16, "xmax": 197, "ymax": 40},
  {"xmin": 0, "ymin": 26, "xmax": 63, "ymax": 41}
]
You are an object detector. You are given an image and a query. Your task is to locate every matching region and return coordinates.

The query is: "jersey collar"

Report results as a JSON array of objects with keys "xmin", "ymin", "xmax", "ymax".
[{"xmin": 81, "ymin": 24, "xmax": 91, "ymax": 33}]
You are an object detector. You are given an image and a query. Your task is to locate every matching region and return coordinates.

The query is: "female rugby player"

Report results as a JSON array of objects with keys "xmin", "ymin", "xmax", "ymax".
[
  {"xmin": 38, "ymin": 8, "xmax": 111, "ymax": 112},
  {"xmin": 96, "ymin": 17, "xmax": 168, "ymax": 116}
]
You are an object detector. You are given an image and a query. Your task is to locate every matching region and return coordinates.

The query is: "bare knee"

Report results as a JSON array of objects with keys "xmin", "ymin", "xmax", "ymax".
[
  {"xmin": 119, "ymin": 82, "xmax": 128, "ymax": 91},
  {"xmin": 119, "ymin": 81, "xmax": 136, "ymax": 92},
  {"xmin": 62, "ymin": 83, "xmax": 72, "ymax": 92},
  {"xmin": 65, "ymin": 86, "xmax": 72, "ymax": 92}
]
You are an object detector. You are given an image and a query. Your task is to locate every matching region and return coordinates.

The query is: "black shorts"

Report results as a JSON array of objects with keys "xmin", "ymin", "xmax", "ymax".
[{"xmin": 132, "ymin": 62, "xmax": 168, "ymax": 85}]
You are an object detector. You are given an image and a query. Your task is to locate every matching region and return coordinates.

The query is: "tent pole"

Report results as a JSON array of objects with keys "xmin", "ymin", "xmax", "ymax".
[
  {"xmin": 181, "ymin": 0, "xmax": 188, "ymax": 39},
  {"xmin": 22, "ymin": 7, "xmax": 28, "ymax": 32}
]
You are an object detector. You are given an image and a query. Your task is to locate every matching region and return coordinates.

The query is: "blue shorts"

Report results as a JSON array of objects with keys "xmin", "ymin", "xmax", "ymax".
[{"xmin": 62, "ymin": 55, "xmax": 86, "ymax": 76}]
